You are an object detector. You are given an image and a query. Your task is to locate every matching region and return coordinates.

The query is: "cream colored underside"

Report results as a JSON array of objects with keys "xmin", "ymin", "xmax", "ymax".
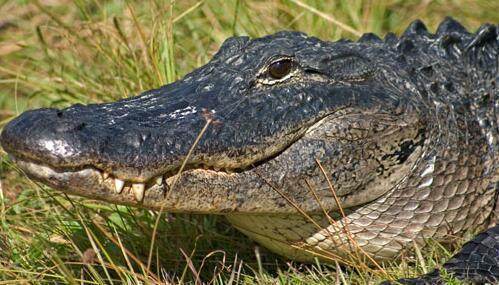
[{"xmin": 226, "ymin": 213, "xmax": 333, "ymax": 262}]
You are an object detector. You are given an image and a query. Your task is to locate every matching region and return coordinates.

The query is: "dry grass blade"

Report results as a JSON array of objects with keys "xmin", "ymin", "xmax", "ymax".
[
  {"xmin": 256, "ymin": 169, "xmax": 366, "ymax": 269},
  {"xmin": 148, "ymin": 111, "xmax": 217, "ymax": 274},
  {"xmin": 413, "ymin": 240, "xmax": 427, "ymax": 274},
  {"xmin": 173, "ymin": 1, "xmax": 205, "ymax": 24},
  {"xmin": 301, "ymin": 179, "xmax": 363, "ymax": 266},
  {"xmin": 170, "ymin": 112, "xmax": 218, "ymax": 192},
  {"xmin": 32, "ymin": 0, "xmax": 75, "ymax": 36},
  {"xmin": 335, "ymin": 260, "xmax": 348, "ymax": 285},
  {"xmin": 198, "ymin": 249, "xmax": 227, "ymax": 282},
  {"xmin": 126, "ymin": 1, "xmax": 163, "ymax": 85},
  {"xmin": 79, "ymin": 225, "xmax": 114, "ymax": 284},
  {"xmin": 314, "ymin": 159, "xmax": 348, "ymax": 224},
  {"xmin": 179, "ymin": 248, "xmax": 201, "ymax": 285},
  {"xmin": 112, "ymin": 227, "xmax": 141, "ymax": 283},
  {"xmin": 226, "ymin": 254, "xmax": 242, "ymax": 285},
  {"xmin": 314, "ymin": 159, "xmax": 388, "ymax": 277},
  {"xmin": 289, "ymin": 0, "xmax": 362, "ymax": 37},
  {"xmin": 0, "ymin": 178, "xmax": 4, "ymax": 218},
  {"xmin": 304, "ymin": 179, "xmax": 340, "ymax": 238},
  {"xmin": 91, "ymin": 221, "xmax": 161, "ymax": 282},
  {"xmin": 254, "ymin": 171, "xmax": 324, "ymax": 231}
]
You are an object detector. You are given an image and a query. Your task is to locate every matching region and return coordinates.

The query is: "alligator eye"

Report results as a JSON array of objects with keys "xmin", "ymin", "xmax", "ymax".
[{"xmin": 268, "ymin": 59, "xmax": 293, "ymax": 79}]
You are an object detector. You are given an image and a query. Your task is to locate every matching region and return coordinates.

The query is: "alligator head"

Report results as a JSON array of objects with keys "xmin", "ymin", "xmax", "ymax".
[
  {"xmin": 6, "ymin": 19, "xmax": 493, "ymax": 262},
  {"xmin": 1, "ymin": 30, "xmax": 424, "ymax": 211}
]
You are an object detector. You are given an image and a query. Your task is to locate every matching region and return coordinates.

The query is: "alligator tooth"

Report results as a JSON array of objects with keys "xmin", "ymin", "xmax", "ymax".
[
  {"xmin": 132, "ymin": 183, "xmax": 145, "ymax": 201},
  {"xmin": 102, "ymin": 172, "xmax": 110, "ymax": 180},
  {"xmin": 156, "ymin": 176, "xmax": 163, "ymax": 185},
  {"xmin": 114, "ymin": 178, "xmax": 125, "ymax": 194}
]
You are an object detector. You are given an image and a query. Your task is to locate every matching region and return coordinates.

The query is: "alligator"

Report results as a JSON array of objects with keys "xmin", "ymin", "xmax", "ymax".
[{"xmin": 1, "ymin": 17, "xmax": 498, "ymax": 284}]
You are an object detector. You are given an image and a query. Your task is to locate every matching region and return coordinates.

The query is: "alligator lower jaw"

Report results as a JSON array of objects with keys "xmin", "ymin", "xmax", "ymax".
[{"xmin": 12, "ymin": 157, "xmax": 236, "ymax": 211}]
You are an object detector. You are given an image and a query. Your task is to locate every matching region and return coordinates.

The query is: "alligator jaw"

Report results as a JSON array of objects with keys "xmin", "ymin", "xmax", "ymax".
[
  {"xmin": 12, "ymin": 156, "xmax": 245, "ymax": 212},
  {"xmin": 13, "ymin": 157, "xmax": 168, "ymax": 205}
]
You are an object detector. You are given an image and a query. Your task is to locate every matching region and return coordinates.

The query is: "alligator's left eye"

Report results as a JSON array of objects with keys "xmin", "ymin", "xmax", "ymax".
[{"xmin": 268, "ymin": 59, "xmax": 293, "ymax": 79}]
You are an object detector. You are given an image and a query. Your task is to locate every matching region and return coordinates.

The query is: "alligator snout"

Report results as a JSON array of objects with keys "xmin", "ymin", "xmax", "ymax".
[
  {"xmin": 1, "ymin": 107, "xmax": 95, "ymax": 169},
  {"xmin": 1, "ymin": 86, "xmax": 210, "ymax": 183}
]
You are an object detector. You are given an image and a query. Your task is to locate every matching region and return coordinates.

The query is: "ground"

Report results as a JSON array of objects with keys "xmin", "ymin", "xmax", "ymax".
[{"xmin": 0, "ymin": 1, "xmax": 498, "ymax": 284}]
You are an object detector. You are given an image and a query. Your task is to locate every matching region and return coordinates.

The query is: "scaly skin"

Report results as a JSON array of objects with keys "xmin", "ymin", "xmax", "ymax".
[{"xmin": 1, "ymin": 18, "xmax": 498, "ymax": 282}]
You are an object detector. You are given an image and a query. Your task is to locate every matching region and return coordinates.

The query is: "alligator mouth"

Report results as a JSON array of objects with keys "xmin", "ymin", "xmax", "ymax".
[
  {"xmin": 11, "ymin": 154, "xmax": 243, "ymax": 208},
  {"xmin": 12, "ymin": 157, "xmax": 196, "ymax": 201},
  {"xmin": 1, "ymin": 96, "xmax": 316, "ymax": 204},
  {"xmin": 7, "ymin": 126, "xmax": 303, "ymax": 203}
]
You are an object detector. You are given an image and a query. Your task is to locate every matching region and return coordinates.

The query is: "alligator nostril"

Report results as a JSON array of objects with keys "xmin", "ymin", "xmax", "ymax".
[{"xmin": 57, "ymin": 111, "xmax": 63, "ymax": 118}]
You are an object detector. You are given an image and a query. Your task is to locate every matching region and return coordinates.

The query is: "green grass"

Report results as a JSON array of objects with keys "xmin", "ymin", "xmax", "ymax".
[{"xmin": 0, "ymin": 0, "xmax": 498, "ymax": 284}]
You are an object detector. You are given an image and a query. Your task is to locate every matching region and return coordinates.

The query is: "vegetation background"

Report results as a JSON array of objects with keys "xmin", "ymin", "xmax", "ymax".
[{"xmin": 0, "ymin": 0, "xmax": 498, "ymax": 284}]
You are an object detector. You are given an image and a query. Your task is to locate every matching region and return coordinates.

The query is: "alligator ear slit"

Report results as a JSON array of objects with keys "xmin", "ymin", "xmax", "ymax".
[{"xmin": 304, "ymin": 68, "xmax": 326, "ymax": 76}]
